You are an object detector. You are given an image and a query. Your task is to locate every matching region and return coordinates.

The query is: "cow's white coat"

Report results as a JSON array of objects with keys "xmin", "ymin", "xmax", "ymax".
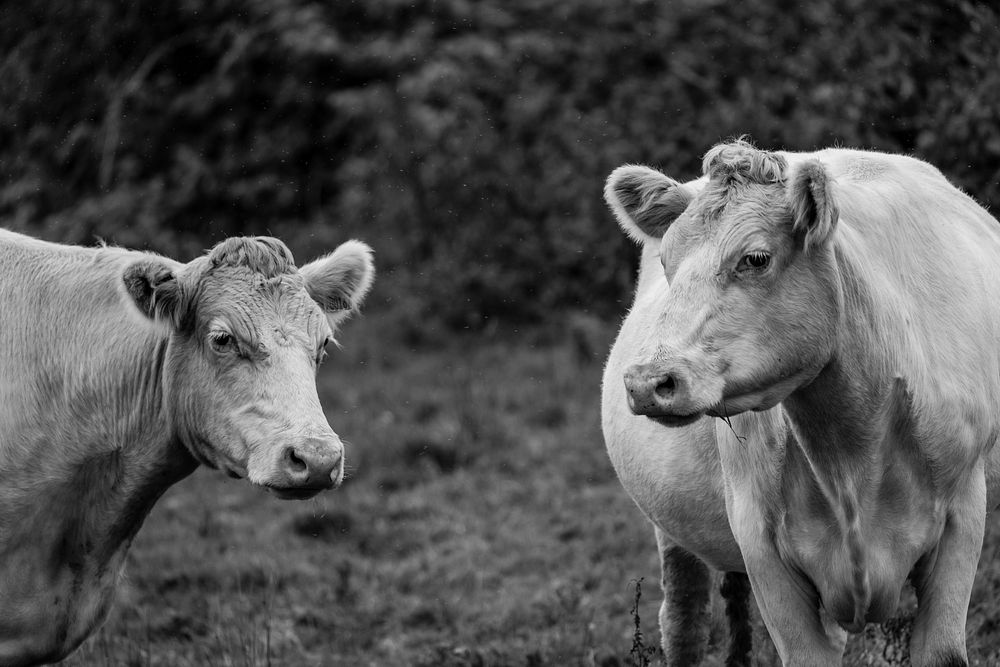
[
  {"xmin": 605, "ymin": 143, "xmax": 1000, "ymax": 666},
  {"xmin": 0, "ymin": 230, "xmax": 372, "ymax": 665}
]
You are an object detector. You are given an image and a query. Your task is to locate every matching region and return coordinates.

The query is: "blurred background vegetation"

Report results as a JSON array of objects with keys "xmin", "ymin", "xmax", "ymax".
[{"xmin": 3, "ymin": 0, "xmax": 998, "ymax": 335}]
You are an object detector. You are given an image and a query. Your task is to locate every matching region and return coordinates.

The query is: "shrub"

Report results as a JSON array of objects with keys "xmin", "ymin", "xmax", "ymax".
[{"xmin": 3, "ymin": 0, "xmax": 998, "ymax": 328}]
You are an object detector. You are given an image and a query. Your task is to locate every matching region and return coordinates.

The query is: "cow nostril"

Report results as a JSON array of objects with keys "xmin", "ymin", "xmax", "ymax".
[
  {"xmin": 655, "ymin": 375, "xmax": 676, "ymax": 398},
  {"xmin": 285, "ymin": 447, "xmax": 307, "ymax": 473}
]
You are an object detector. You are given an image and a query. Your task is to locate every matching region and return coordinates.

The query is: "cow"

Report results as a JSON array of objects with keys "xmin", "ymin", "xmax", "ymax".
[
  {"xmin": 0, "ymin": 229, "xmax": 374, "ymax": 666},
  {"xmin": 604, "ymin": 140, "xmax": 1000, "ymax": 666},
  {"xmin": 602, "ymin": 172, "xmax": 757, "ymax": 666}
]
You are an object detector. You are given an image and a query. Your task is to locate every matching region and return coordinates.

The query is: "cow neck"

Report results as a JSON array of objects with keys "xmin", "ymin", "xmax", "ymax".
[
  {"xmin": 772, "ymin": 241, "xmax": 926, "ymax": 631},
  {"xmin": 780, "ymin": 237, "xmax": 908, "ymax": 505},
  {"xmin": 43, "ymin": 327, "xmax": 198, "ymax": 569},
  {"xmin": 93, "ymin": 330, "xmax": 198, "ymax": 559},
  {"xmin": 777, "ymin": 231, "xmax": 934, "ymax": 564}
]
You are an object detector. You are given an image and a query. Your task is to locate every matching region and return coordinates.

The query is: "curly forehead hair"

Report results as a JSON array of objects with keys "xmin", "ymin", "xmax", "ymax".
[
  {"xmin": 702, "ymin": 138, "xmax": 788, "ymax": 184},
  {"xmin": 699, "ymin": 139, "xmax": 788, "ymax": 218},
  {"xmin": 207, "ymin": 237, "xmax": 296, "ymax": 278}
]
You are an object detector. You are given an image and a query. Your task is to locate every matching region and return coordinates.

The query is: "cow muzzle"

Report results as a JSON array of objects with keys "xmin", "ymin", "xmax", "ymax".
[
  {"xmin": 624, "ymin": 356, "xmax": 722, "ymax": 427},
  {"xmin": 267, "ymin": 435, "xmax": 345, "ymax": 500}
]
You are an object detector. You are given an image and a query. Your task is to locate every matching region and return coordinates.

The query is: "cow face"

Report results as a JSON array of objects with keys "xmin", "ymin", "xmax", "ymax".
[
  {"xmin": 605, "ymin": 144, "xmax": 840, "ymax": 424},
  {"xmin": 122, "ymin": 237, "xmax": 374, "ymax": 499}
]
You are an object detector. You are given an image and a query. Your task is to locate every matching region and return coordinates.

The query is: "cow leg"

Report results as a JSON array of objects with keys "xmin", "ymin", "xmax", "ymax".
[
  {"xmin": 654, "ymin": 527, "xmax": 711, "ymax": 664},
  {"xmin": 739, "ymin": 556, "xmax": 846, "ymax": 666},
  {"xmin": 724, "ymin": 491, "xmax": 846, "ymax": 667},
  {"xmin": 909, "ymin": 464, "xmax": 985, "ymax": 667},
  {"xmin": 720, "ymin": 571, "xmax": 753, "ymax": 667}
]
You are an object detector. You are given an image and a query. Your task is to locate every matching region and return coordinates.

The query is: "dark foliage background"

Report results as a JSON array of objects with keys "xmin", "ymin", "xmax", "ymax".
[{"xmin": 3, "ymin": 0, "xmax": 998, "ymax": 333}]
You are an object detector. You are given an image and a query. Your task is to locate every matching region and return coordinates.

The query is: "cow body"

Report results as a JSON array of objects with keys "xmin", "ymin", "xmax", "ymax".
[
  {"xmin": 605, "ymin": 143, "xmax": 1000, "ymax": 666},
  {"xmin": 0, "ymin": 229, "xmax": 373, "ymax": 665}
]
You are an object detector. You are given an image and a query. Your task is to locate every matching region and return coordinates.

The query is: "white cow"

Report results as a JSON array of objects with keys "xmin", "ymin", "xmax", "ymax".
[
  {"xmin": 0, "ymin": 230, "xmax": 373, "ymax": 665},
  {"xmin": 605, "ymin": 140, "xmax": 1000, "ymax": 666}
]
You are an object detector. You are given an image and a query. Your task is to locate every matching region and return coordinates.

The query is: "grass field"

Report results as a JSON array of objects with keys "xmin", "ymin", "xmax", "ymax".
[{"xmin": 62, "ymin": 311, "xmax": 1000, "ymax": 666}]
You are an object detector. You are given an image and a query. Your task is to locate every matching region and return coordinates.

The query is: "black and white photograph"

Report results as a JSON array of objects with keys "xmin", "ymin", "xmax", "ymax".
[{"xmin": 2, "ymin": 1, "xmax": 1000, "ymax": 665}]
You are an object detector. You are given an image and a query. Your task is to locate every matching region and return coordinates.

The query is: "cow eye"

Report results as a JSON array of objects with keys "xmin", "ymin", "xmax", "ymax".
[
  {"xmin": 737, "ymin": 251, "xmax": 770, "ymax": 272},
  {"xmin": 209, "ymin": 331, "xmax": 235, "ymax": 351}
]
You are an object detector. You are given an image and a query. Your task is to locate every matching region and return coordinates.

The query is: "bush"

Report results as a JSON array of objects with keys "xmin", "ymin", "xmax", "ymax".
[{"xmin": 2, "ymin": 0, "xmax": 998, "ymax": 329}]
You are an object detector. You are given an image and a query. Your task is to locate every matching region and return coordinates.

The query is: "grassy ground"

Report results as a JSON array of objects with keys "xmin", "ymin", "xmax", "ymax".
[{"xmin": 63, "ymin": 311, "xmax": 1000, "ymax": 666}]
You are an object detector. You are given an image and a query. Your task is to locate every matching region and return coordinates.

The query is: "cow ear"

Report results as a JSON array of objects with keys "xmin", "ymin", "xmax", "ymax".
[
  {"xmin": 604, "ymin": 165, "xmax": 695, "ymax": 242},
  {"xmin": 787, "ymin": 159, "xmax": 838, "ymax": 252},
  {"xmin": 300, "ymin": 240, "xmax": 375, "ymax": 329},
  {"xmin": 122, "ymin": 258, "xmax": 182, "ymax": 327}
]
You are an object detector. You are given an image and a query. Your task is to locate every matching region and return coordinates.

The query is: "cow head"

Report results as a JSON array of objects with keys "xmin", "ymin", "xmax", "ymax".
[
  {"xmin": 605, "ymin": 141, "xmax": 841, "ymax": 425},
  {"xmin": 121, "ymin": 237, "xmax": 374, "ymax": 499}
]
